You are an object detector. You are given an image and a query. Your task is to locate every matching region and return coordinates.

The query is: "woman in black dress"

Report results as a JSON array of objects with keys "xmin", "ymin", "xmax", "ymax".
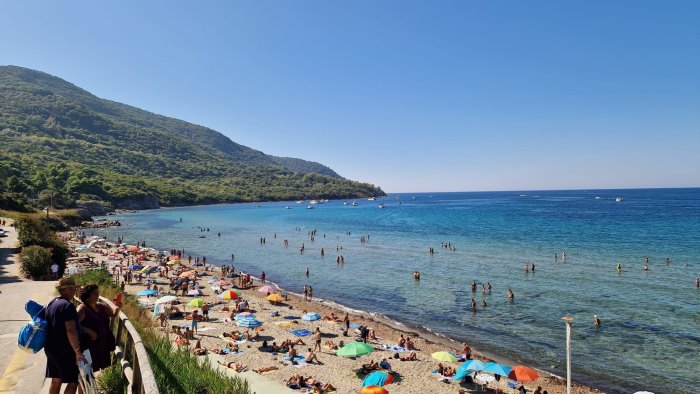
[{"xmin": 78, "ymin": 284, "xmax": 119, "ymax": 371}]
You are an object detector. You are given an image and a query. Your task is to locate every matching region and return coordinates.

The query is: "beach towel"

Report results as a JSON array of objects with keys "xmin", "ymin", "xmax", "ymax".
[
  {"xmin": 381, "ymin": 344, "xmax": 411, "ymax": 352},
  {"xmin": 284, "ymin": 315, "xmax": 299, "ymax": 320},
  {"xmin": 197, "ymin": 327, "xmax": 215, "ymax": 332},
  {"xmin": 222, "ymin": 348, "xmax": 242, "ymax": 354},
  {"xmin": 349, "ymin": 323, "xmax": 361, "ymax": 329},
  {"xmin": 431, "ymin": 370, "xmax": 454, "ymax": 381},
  {"xmin": 291, "ymin": 329, "xmax": 312, "ymax": 337},
  {"xmin": 282, "ymin": 355, "xmax": 308, "ymax": 367}
]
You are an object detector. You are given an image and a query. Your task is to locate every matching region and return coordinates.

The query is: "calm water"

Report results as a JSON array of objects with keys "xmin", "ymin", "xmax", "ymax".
[{"xmin": 93, "ymin": 189, "xmax": 700, "ymax": 393}]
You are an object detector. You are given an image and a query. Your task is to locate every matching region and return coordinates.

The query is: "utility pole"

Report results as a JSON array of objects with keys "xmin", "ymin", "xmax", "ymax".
[{"xmin": 562, "ymin": 316, "xmax": 574, "ymax": 394}]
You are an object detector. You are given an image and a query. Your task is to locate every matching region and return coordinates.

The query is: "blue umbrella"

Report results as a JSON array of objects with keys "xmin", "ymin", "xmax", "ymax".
[
  {"xmin": 129, "ymin": 265, "xmax": 141, "ymax": 270},
  {"xmin": 302, "ymin": 312, "xmax": 320, "ymax": 321},
  {"xmin": 454, "ymin": 360, "xmax": 486, "ymax": 381},
  {"xmin": 362, "ymin": 371, "xmax": 393, "ymax": 387},
  {"xmin": 235, "ymin": 319, "xmax": 262, "ymax": 328},
  {"xmin": 482, "ymin": 362, "xmax": 512, "ymax": 377},
  {"xmin": 138, "ymin": 289, "xmax": 157, "ymax": 297},
  {"xmin": 234, "ymin": 313, "xmax": 257, "ymax": 320}
]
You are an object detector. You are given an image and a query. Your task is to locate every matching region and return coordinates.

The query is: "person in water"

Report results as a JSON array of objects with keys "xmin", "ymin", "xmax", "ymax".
[
  {"xmin": 644, "ymin": 262, "xmax": 649, "ymax": 271},
  {"xmin": 594, "ymin": 315, "xmax": 601, "ymax": 327},
  {"xmin": 470, "ymin": 298, "xmax": 477, "ymax": 312},
  {"xmin": 616, "ymin": 263, "xmax": 622, "ymax": 272},
  {"xmin": 507, "ymin": 289, "xmax": 514, "ymax": 300}
]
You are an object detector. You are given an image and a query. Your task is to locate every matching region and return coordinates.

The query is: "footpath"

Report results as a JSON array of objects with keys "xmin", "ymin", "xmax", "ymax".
[{"xmin": 0, "ymin": 218, "xmax": 56, "ymax": 394}]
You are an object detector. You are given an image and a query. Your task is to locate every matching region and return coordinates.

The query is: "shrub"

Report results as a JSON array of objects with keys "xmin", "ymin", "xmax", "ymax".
[
  {"xmin": 20, "ymin": 245, "xmax": 52, "ymax": 279},
  {"xmin": 97, "ymin": 363, "xmax": 124, "ymax": 394}
]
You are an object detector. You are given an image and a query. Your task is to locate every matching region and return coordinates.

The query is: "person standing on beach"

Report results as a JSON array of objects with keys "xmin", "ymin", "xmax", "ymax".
[
  {"xmin": 191, "ymin": 310, "xmax": 199, "ymax": 334},
  {"xmin": 45, "ymin": 277, "xmax": 86, "ymax": 394},
  {"xmin": 313, "ymin": 327, "xmax": 322, "ymax": 352},
  {"xmin": 308, "ymin": 286, "xmax": 313, "ymax": 301},
  {"xmin": 304, "ymin": 285, "xmax": 309, "ymax": 301},
  {"xmin": 261, "ymin": 271, "xmax": 266, "ymax": 284}
]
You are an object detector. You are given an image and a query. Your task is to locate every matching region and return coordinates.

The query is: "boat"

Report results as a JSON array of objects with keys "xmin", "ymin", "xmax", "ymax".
[
  {"xmin": 378, "ymin": 203, "xmax": 385, "ymax": 209},
  {"xmin": 615, "ymin": 197, "xmax": 623, "ymax": 202},
  {"xmin": 595, "ymin": 196, "xmax": 601, "ymax": 200},
  {"xmin": 197, "ymin": 235, "xmax": 206, "ymax": 238},
  {"xmin": 343, "ymin": 201, "xmax": 348, "ymax": 205},
  {"xmin": 352, "ymin": 201, "xmax": 358, "ymax": 206},
  {"xmin": 307, "ymin": 205, "xmax": 314, "ymax": 209},
  {"xmin": 285, "ymin": 206, "xmax": 291, "ymax": 209},
  {"xmin": 368, "ymin": 197, "xmax": 376, "ymax": 201},
  {"xmin": 309, "ymin": 200, "xmax": 318, "ymax": 205},
  {"xmin": 296, "ymin": 200, "xmax": 304, "ymax": 204}
]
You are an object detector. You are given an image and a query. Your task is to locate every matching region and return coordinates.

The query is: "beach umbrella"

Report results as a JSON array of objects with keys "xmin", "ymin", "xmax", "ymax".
[
  {"xmin": 362, "ymin": 371, "xmax": 393, "ymax": 387},
  {"xmin": 358, "ymin": 386, "xmax": 388, "ymax": 394},
  {"xmin": 336, "ymin": 341, "xmax": 373, "ymax": 358},
  {"xmin": 187, "ymin": 290, "xmax": 201, "ymax": 297},
  {"xmin": 179, "ymin": 271, "xmax": 196, "ymax": 278},
  {"xmin": 454, "ymin": 360, "xmax": 487, "ymax": 381},
  {"xmin": 155, "ymin": 295, "xmax": 177, "ymax": 304},
  {"xmin": 137, "ymin": 289, "xmax": 157, "ymax": 297},
  {"xmin": 508, "ymin": 365, "xmax": 540, "ymax": 382},
  {"xmin": 166, "ymin": 260, "xmax": 180, "ymax": 265},
  {"xmin": 188, "ymin": 298, "xmax": 204, "ymax": 307},
  {"xmin": 258, "ymin": 284, "xmax": 276, "ymax": 293},
  {"xmin": 168, "ymin": 255, "xmax": 181, "ymax": 261},
  {"xmin": 302, "ymin": 312, "xmax": 321, "ymax": 321},
  {"xmin": 127, "ymin": 245, "xmax": 139, "ymax": 251},
  {"xmin": 482, "ymin": 362, "xmax": 512, "ymax": 377},
  {"xmin": 431, "ymin": 351, "xmax": 458, "ymax": 363},
  {"xmin": 218, "ymin": 290, "xmax": 240, "ymax": 300},
  {"xmin": 266, "ymin": 293, "xmax": 284, "ymax": 303},
  {"xmin": 129, "ymin": 265, "xmax": 141, "ymax": 270},
  {"xmin": 234, "ymin": 312, "xmax": 256, "ymax": 320},
  {"xmin": 235, "ymin": 319, "xmax": 262, "ymax": 328}
]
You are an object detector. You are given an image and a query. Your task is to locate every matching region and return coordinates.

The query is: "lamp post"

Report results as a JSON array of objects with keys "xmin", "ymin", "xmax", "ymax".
[{"xmin": 562, "ymin": 316, "xmax": 574, "ymax": 394}]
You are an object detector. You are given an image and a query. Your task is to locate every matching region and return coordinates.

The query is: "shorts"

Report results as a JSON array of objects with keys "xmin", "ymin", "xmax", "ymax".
[
  {"xmin": 45, "ymin": 348, "xmax": 79, "ymax": 383},
  {"xmin": 192, "ymin": 321, "xmax": 198, "ymax": 328}
]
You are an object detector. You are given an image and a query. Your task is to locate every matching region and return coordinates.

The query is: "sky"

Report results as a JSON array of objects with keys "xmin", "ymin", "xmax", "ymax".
[{"xmin": 2, "ymin": 1, "xmax": 699, "ymax": 192}]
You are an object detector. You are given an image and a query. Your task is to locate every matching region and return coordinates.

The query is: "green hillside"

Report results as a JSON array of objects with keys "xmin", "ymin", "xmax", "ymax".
[{"xmin": 0, "ymin": 66, "xmax": 383, "ymax": 211}]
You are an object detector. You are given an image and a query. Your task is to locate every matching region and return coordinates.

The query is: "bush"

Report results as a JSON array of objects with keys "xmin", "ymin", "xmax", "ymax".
[
  {"xmin": 14, "ymin": 214, "xmax": 68, "ymax": 276},
  {"xmin": 97, "ymin": 363, "xmax": 124, "ymax": 394},
  {"xmin": 20, "ymin": 245, "xmax": 52, "ymax": 279}
]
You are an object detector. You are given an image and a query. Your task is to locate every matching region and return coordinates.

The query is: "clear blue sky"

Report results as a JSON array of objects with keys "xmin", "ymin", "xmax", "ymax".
[{"xmin": 2, "ymin": 1, "xmax": 699, "ymax": 192}]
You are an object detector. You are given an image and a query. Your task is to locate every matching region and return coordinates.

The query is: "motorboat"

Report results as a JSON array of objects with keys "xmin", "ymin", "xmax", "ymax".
[
  {"xmin": 367, "ymin": 197, "xmax": 376, "ymax": 201},
  {"xmin": 352, "ymin": 201, "xmax": 358, "ymax": 206},
  {"xmin": 378, "ymin": 203, "xmax": 385, "ymax": 209},
  {"xmin": 615, "ymin": 197, "xmax": 623, "ymax": 202},
  {"xmin": 296, "ymin": 200, "xmax": 304, "ymax": 204},
  {"xmin": 307, "ymin": 205, "xmax": 314, "ymax": 209}
]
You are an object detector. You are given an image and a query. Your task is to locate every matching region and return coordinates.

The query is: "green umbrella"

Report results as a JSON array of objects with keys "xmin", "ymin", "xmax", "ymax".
[
  {"xmin": 336, "ymin": 341, "xmax": 374, "ymax": 358},
  {"xmin": 188, "ymin": 298, "xmax": 204, "ymax": 307}
]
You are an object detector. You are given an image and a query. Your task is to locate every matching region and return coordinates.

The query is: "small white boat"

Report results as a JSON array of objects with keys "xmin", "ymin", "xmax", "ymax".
[
  {"xmin": 307, "ymin": 205, "xmax": 314, "ymax": 209},
  {"xmin": 378, "ymin": 203, "xmax": 385, "ymax": 209},
  {"xmin": 285, "ymin": 206, "xmax": 291, "ymax": 209},
  {"xmin": 595, "ymin": 196, "xmax": 601, "ymax": 200},
  {"xmin": 615, "ymin": 197, "xmax": 623, "ymax": 202},
  {"xmin": 310, "ymin": 200, "xmax": 318, "ymax": 205},
  {"xmin": 352, "ymin": 201, "xmax": 358, "ymax": 206},
  {"xmin": 343, "ymin": 201, "xmax": 348, "ymax": 205},
  {"xmin": 368, "ymin": 197, "xmax": 376, "ymax": 201},
  {"xmin": 296, "ymin": 200, "xmax": 304, "ymax": 204}
]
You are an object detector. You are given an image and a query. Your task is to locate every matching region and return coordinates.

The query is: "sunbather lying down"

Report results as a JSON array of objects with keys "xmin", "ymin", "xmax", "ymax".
[
  {"xmin": 254, "ymin": 365, "xmax": 279, "ymax": 374},
  {"xmin": 217, "ymin": 360, "xmax": 247, "ymax": 373},
  {"xmin": 285, "ymin": 374, "xmax": 336, "ymax": 392},
  {"xmin": 400, "ymin": 352, "xmax": 417, "ymax": 361}
]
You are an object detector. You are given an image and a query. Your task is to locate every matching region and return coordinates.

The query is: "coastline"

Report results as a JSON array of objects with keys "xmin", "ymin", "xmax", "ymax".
[{"xmin": 72, "ymin": 222, "xmax": 606, "ymax": 394}]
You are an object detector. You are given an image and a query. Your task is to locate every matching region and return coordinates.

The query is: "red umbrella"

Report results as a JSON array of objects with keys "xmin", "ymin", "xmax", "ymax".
[
  {"xmin": 508, "ymin": 365, "xmax": 540, "ymax": 382},
  {"xmin": 358, "ymin": 386, "xmax": 388, "ymax": 394}
]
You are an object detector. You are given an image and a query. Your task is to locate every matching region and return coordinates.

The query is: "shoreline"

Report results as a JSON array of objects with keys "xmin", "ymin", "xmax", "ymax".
[{"xmin": 76, "ymin": 221, "xmax": 605, "ymax": 394}]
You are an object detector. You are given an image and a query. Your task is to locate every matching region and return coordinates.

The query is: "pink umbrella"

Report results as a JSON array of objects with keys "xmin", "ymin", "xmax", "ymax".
[{"xmin": 258, "ymin": 285, "xmax": 276, "ymax": 293}]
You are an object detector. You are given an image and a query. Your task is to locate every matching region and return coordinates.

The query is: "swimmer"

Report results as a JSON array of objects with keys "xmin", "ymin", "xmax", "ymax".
[
  {"xmin": 594, "ymin": 315, "xmax": 601, "ymax": 327},
  {"xmin": 644, "ymin": 263, "xmax": 649, "ymax": 271},
  {"xmin": 507, "ymin": 289, "xmax": 514, "ymax": 300},
  {"xmin": 470, "ymin": 298, "xmax": 477, "ymax": 312},
  {"xmin": 471, "ymin": 281, "xmax": 477, "ymax": 292},
  {"xmin": 696, "ymin": 277, "xmax": 699, "ymax": 288},
  {"xmin": 525, "ymin": 264, "xmax": 529, "ymax": 273},
  {"xmin": 481, "ymin": 299, "xmax": 487, "ymax": 307},
  {"xmin": 487, "ymin": 282, "xmax": 492, "ymax": 294},
  {"xmin": 616, "ymin": 263, "xmax": 622, "ymax": 272}
]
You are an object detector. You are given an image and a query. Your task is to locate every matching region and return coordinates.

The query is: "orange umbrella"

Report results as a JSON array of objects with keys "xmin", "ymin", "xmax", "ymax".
[
  {"xmin": 266, "ymin": 293, "xmax": 284, "ymax": 303},
  {"xmin": 508, "ymin": 365, "xmax": 540, "ymax": 382},
  {"xmin": 178, "ymin": 271, "xmax": 196, "ymax": 278},
  {"xmin": 358, "ymin": 386, "xmax": 388, "ymax": 394},
  {"xmin": 169, "ymin": 255, "xmax": 181, "ymax": 261},
  {"xmin": 127, "ymin": 245, "xmax": 139, "ymax": 251}
]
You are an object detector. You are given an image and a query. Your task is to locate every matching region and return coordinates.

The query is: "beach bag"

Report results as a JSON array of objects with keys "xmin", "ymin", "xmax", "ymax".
[{"xmin": 18, "ymin": 299, "xmax": 53, "ymax": 353}]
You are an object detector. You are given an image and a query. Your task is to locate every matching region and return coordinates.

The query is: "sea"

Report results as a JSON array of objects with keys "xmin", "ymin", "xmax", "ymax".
[{"xmin": 92, "ymin": 188, "xmax": 700, "ymax": 394}]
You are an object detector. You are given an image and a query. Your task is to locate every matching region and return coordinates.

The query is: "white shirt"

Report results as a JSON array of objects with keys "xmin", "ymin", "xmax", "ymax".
[{"xmin": 50, "ymin": 264, "xmax": 59, "ymax": 273}]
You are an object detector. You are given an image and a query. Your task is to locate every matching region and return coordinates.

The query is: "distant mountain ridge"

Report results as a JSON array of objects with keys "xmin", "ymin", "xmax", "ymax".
[{"xmin": 0, "ymin": 65, "xmax": 382, "ymax": 210}]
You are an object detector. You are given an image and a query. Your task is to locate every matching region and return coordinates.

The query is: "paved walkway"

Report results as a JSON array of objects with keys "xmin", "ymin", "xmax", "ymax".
[{"xmin": 0, "ymin": 218, "xmax": 56, "ymax": 394}]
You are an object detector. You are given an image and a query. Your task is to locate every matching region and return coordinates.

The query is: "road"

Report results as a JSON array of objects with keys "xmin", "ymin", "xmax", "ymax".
[{"xmin": 0, "ymin": 218, "xmax": 56, "ymax": 394}]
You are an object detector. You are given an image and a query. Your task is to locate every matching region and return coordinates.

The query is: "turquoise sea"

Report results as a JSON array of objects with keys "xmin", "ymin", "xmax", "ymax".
[{"xmin": 93, "ymin": 188, "xmax": 700, "ymax": 393}]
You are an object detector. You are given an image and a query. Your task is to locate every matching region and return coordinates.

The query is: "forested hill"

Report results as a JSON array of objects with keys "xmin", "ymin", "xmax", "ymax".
[{"xmin": 0, "ymin": 66, "xmax": 383, "ymax": 211}]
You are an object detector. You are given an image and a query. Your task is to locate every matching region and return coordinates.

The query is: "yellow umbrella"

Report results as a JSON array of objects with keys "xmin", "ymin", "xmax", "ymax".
[
  {"xmin": 274, "ymin": 321, "xmax": 299, "ymax": 327},
  {"xmin": 266, "ymin": 293, "xmax": 284, "ymax": 303},
  {"xmin": 188, "ymin": 298, "xmax": 204, "ymax": 307},
  {"xmin": 431, "ymin": 351, "xmax": 458, "ymax": 362}
]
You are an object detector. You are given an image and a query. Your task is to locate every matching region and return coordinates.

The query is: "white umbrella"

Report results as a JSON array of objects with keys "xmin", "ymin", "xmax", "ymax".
[
  {"xmin": 187, "ymin": 290, "xmax": 201, "ymax": 296},
  {"xmin": 155, "ymin": 295, "xmax": 177, "ymax": 304}
]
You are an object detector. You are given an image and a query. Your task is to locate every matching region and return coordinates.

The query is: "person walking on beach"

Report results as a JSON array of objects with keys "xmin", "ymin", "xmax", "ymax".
[
  {"xmin": 313, "ymin": 327, "xmax": 322, "ymax": 352},
  {"xmin": 45, "ymin": 277, "xmax": 86, "ymax": 394},
  {"xmin": 308, "ymin": 286, "xmax": 313, "ymax": 301},
  {"xmin": 261, "ymin": 271, "xmax": 266, "ymax": 284}
]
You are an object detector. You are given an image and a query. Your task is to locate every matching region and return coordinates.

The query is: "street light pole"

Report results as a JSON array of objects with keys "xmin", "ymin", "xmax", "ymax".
[{"xmin": 562, "ymin": 316, "xmax": 574, "ymax": 394}]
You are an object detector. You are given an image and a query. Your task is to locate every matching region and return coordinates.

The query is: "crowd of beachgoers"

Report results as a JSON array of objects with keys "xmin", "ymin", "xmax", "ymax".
[{"xmin": 64, "ymin": 228, "xmax": 605, "ymax": 394}]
